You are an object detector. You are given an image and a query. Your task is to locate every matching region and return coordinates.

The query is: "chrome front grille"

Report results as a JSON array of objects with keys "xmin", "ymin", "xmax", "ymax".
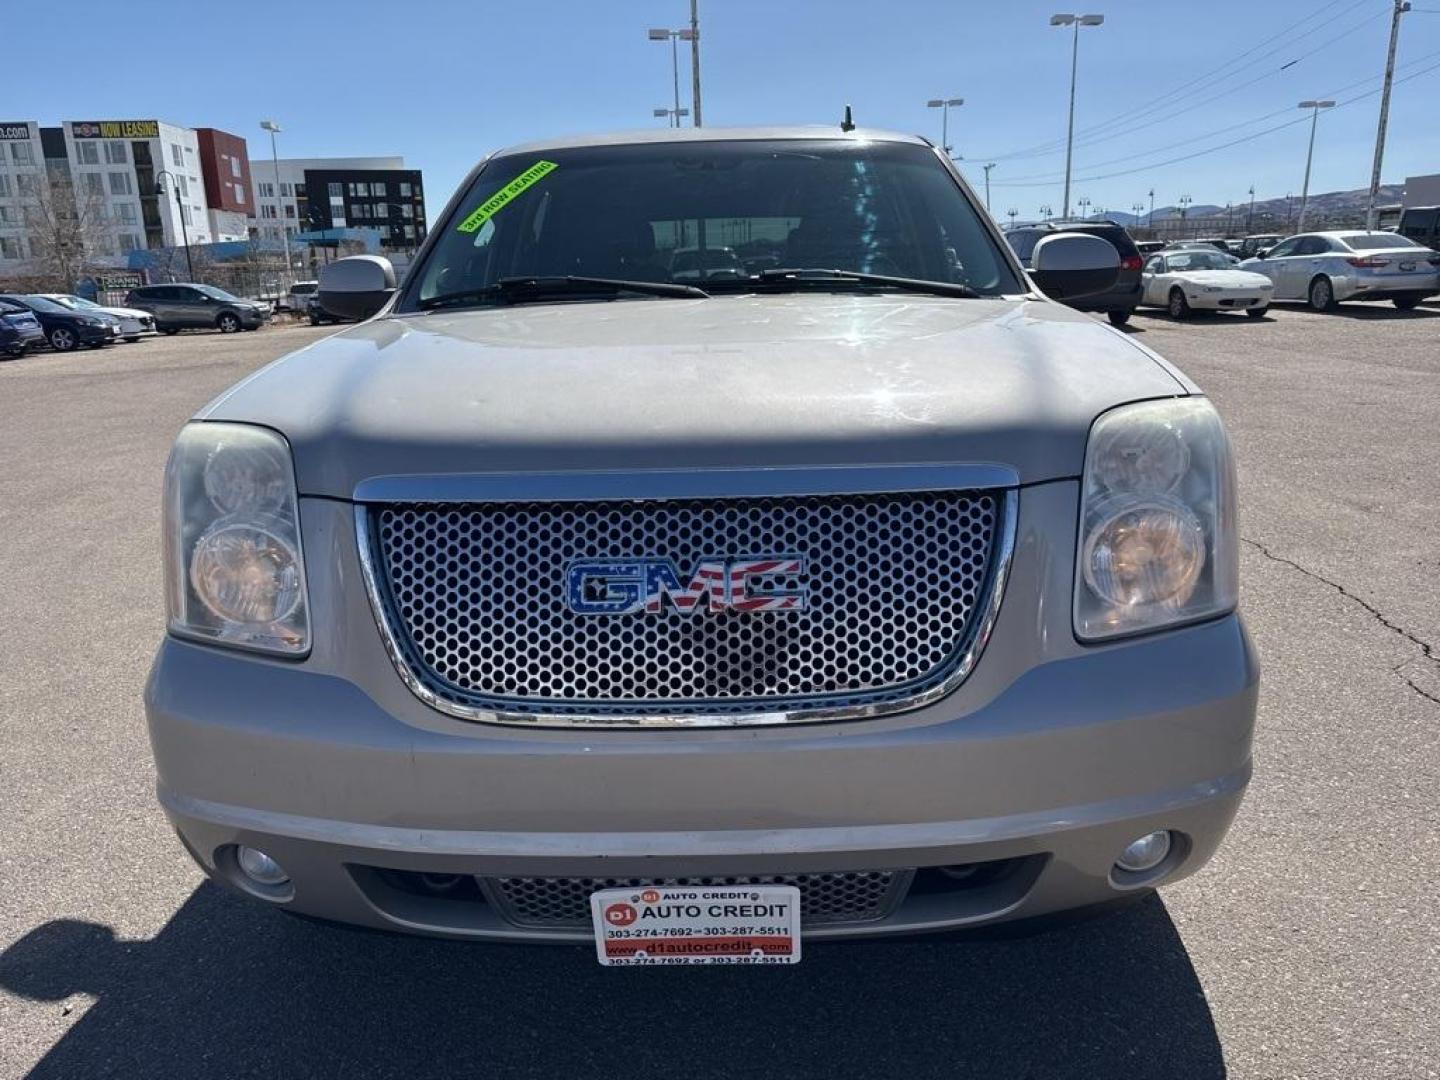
[
  {"xmin": 363, "ymin": 488, "xmax": 1008, "ymax": 724},
  {"xmin": 486, "ymin": 871, "xmax": 910, "ymax": 928}
]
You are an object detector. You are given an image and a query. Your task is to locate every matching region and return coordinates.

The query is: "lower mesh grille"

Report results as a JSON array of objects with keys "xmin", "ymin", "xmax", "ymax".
[{"xmin": 486, "ymin": 871, "xmax": 910, "ymax": 928}]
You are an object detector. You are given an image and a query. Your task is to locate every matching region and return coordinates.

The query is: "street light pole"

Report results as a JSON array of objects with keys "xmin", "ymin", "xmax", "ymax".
[
  {"xmin": 926, "ymin": 98, "xmax": 964, "ymax": 157},
  {"xmin": 1366, "ymin": 0, "xmax": 1410, "ymax": 229},
  {"xmin": 259, "ymin": 120, "xmax": 292, "ymax": 289},
  {"xmin": 154, "ymin": 168, "xmax": 194, "ymax": 281},
  {"xmin": 1148, "ymin": 188, "xmax": 1155, "ymax": 228},
  {"xmin": 1247, "ymin": 185, "xmax": 1256, "ymax": 232},
  {"xmin": 652, "ymin": 107, "xmax": 690, "ymax": 125},
  {"xmin": 982, "ymin": 162, "xmax": 996, "ymax": 211},
  {"xmin": 1051, "ymin": 13, "xmax": 1104, "ymax": 220},
  {"xmin": 689, "ymin": 0, "xmax": 702, "ymax": 127},
  {"xmin": 1296, "ymin": 100, "xmax": 1335, "ymax": 233},
  {"xmin": 648, "ymin": 27, "xmax": 695, "ymax": 127},
  {"xmin": 1007, "ymin": 208, "xmax": 1018, "ymax": 228}
]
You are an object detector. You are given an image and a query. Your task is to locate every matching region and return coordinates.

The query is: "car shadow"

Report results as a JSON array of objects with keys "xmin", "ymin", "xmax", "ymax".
[
  {"xmin": 1274, "ymin": 302, "xmax": 1440, "ymax": 320},
  {"xmin": 0, "ymin": 884, "xmax": 1226, "ymax": 1079}
]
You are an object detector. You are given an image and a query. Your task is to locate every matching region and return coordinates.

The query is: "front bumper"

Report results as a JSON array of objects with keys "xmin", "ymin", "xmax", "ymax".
[
  {"xmin": 77, "ymin": 322, "xmax": 122, "ymax": 344},
  {"xmin": 145, "ymin": 482, "xmax": 1258, "ymax": 942},
  {"xmin": 1185, "ymin": 290, "xmax": 1272, "ymax": 310}
]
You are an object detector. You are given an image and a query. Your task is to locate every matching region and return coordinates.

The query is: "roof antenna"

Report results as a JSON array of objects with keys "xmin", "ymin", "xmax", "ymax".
[{"xmin": 840, "ymin": 104, "xmax": 855, "ymax": 132}]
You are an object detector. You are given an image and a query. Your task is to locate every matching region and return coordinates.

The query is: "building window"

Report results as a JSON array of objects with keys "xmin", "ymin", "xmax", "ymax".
[
  {"xmin": 0, "ymin": 236, "xmax": 21, "ymax": 259},
  {"xmin": 82, "ymin": 172, "xmax": 104, "ymax": 196},
  {"xmin": 117, "ymin": 203, "xmax": 137, "ymax": 224},
  {"xmin": 0, "ymin": 206, "xmax": 11, "ymax": 223},
  {"xmin": 328, "ymin": 182, "xmax": 342, "ymax": 197},
  {"xmin": 180, "ymin": 204, "xmax": 192, "ymax": 226},
  {"xmin": 260, "ymin": 204, "xmax": 277, "ymax": 219},
  {"xmin": 119, "ymin": 233, "xmax": 140, "ymax": 253},
  {"xmin": 257, "ymin": 181, "xmax": 274, "ymax": 198},
  {"xmin": 105, "ymin": 140, "xmax": 128, "ymax": 165},
  {"xmin": 230, "ymin": 156, "xmax": 241, "ymax": 178},
  {"xmin": 109, "ymin": 171, "xmax": 133, "ymax": 196},
  {"xmin": 283, "ymin": 205, "xmax": 295, "ymax": 218},
  {"xmin": 10, "ymin": 142, "xmax": 35, "ymax": 165},
  {"xmin": 76, "ymin": 140, "xmax": 100, "ymax": 164},
  {"xmin": 0, "ymin": 175, "xmax": 9, "ymax": 197},
  {"xmin": 371, "ymin": 181, "xmax": 386, "ymax": 197},
  {"xmin": 16, "ymin": 173, "xmax": 39, "ymax": 196},
  {"xmin": 179, "ymin": 175, "xmax": 190, "ymax": 197},
  {"xmin": 399, "ymin": 182, "xmax": 412, "ymax": 197},
  {"xmin": 294, "ymin": 183, "xmax": 305, "ymax": 197},
  {"xmin": 280, "ymin": 182, "xmax": 292, "ymax": 196},
  {"xmin": 233, "ymin": 183, "xmax": 245, "ymax": 204},
  {"xmin": 401, "ymin": 204, "xmax": 413, "ymax": 219},
  {"xmin": 171, "ymin": 143, "xmax": 184, "ymax": 167}
]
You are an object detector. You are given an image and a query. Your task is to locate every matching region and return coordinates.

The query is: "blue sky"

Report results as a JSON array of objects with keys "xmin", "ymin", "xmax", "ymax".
[{"xmin": 9, "ymin": 0, "xmax": 1440, "ymax": 218}]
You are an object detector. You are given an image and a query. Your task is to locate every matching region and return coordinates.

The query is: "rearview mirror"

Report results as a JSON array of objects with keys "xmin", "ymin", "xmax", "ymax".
[
  {"xmin": 318, "ymin": 255, "xmax": 396, "ymax": 321},
  {"xmin": 1027, "ymin": 233, "xmax": 1120, "ymax": 301}
]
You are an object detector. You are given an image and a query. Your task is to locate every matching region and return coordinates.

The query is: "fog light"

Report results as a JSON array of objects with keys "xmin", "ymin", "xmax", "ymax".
[
  {"xmin": 237, "ymin": 845, "xmax": 289, "ymax": 886},
  {"xmin": 1116, "ymin": 831, "xmax": 1172, "ymax": 873}
]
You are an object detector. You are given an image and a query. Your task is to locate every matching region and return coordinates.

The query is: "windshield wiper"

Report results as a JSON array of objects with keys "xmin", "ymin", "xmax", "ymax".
[
  {"xmin": 418, "ymin": 275, "xmax": 709, "ymax": 311},
  {"xmin": 752, "ymin": 267, "xmax": 980, "ymax": 299}
]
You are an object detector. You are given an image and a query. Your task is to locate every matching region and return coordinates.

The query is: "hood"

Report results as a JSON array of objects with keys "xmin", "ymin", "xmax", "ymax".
[
  {"xmin": 201, "ymin": 294, "xmax": 1188, "ymax": 498},
  {"xmin": 95, "ymin": 305, "xmax": 151, "ymax": 319},
  {"xmin": 1177, "ymin": 270, "xmax": 1273, "ymax": 288}
]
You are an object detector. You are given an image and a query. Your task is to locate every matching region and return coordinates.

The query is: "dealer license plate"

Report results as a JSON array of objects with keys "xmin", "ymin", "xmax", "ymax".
[{"xmin": 590, "ymin": 883, "xmax": 802, "ymax": 966}]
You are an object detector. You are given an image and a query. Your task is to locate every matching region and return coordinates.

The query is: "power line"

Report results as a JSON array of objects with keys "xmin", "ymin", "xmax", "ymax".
[
  {"xmin": 990, "ymin": 43, "xmax": 1440, "ymax": 186},
  {"xmin": 974, "ymin": 0, "xmax": 1371, "ymax": 162},
  {"xmin": 990, "ymin": 54, "xmax": 1440, "ymax": 189}
]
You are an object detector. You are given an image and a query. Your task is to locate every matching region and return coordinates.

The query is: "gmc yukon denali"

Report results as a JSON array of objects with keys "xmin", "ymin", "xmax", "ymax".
[{"xmin": 146, "ymin": 127, "xmax": 1257, "ymax": 964}]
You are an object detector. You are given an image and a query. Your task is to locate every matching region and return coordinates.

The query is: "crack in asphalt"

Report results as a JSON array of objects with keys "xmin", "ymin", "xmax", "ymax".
[{"xmin": 1242, "ymin": 537, "xmax": 1440, "ymax": 707}]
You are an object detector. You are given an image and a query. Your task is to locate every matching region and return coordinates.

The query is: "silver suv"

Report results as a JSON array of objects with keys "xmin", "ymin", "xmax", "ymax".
[{"xmin": 146, "ymin": 128, "xmax": 1256, "ymax": 960}]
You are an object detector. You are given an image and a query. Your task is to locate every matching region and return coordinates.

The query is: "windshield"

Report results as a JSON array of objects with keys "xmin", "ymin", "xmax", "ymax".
[
  {"xmin": 49, "ymin": 295, "xmax": 101, "ymax": 311},
  {"xmin": 17, "ymin": 295, "xmax": 69, "ymax": 314},
  {"xmin": 1165, "ymin": 251, "xmax": 1233, "ymax": 272},
  {"xmin": 409, "ymin": 140, "xmax": 1019, "ymax": 309},
  {"xmin": 196, "ymin": 285, "xmax": 241, "ymax": 301},
  {"xmin": 1340, "ymin": 233, "xmax": 1425, "ymax": 251}
]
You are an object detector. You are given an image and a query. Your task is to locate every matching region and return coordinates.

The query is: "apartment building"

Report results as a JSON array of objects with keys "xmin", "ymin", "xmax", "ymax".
[
  {"xmin": 196, "ymin": 128, "xmax": 253, "ymax": 242},
  {"xmin": 0, "ymin": 121, "xmax": 46, "ymax": 264},
  {"xmin": 248, "ymin": 156, "xmax": 425, "ymax": 251}
]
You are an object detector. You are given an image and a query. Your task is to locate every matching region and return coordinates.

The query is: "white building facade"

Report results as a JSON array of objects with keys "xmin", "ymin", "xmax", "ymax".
[{"xmin": 0, "ymin": 121, "xmax": 47, "ymax": 266}]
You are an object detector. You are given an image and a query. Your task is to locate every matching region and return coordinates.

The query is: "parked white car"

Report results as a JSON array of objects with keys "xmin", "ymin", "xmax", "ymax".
[
  {"xmin": 1140, "ymin": 250, "xmax": 1274, "ymax": 319},
  {"xmin": 38, "ymin": 294, "xmax": 157, "ymax": 342},
  {"xmin": 1240, "ymin": 231, "xmax": 1440, "ymax": 311}
]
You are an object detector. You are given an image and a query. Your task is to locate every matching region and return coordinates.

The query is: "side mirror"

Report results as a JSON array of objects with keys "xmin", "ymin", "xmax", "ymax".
[
  {"xmin": 1027, "ymin": 233, "xmax": 1120, "ymax": 300},
  {"xmin": 318, "ymin": 255, "xmax": 396, "ymax": 321},
  {"xmin": 1255, "ymin": 248, "xmax": 1271, "ymax": 259}
]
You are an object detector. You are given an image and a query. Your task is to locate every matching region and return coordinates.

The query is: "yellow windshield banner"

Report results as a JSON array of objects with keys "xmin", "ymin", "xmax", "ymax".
[{"xmin": 456, "ymin": 160, "xmax": 558, "ymax": 233}]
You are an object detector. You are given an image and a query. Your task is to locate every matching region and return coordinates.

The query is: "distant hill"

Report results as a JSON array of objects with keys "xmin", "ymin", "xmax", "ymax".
[{"xmin": 1057, "ymin": 185, "xmax": 1406, "ymax": 232}]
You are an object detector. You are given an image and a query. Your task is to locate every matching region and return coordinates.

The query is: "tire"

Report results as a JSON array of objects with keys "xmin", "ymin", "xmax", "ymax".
[
  {"xmin": 1106, "ymin": 310, "xmax": 1132, "ymax": 328},
  {"xmin": 48, "ymin": 326, "xmax": 78, "ymax": 351},
  {"xmin": 1167, "ymin": 288, "xmax": 1190, "ymax": 320},
  {"xmin": 1246, "ymin": 306, "xmax": 1269, "ymax": 319},
  {"xmin": 309, "ymin": 314, "xmax": 322, "ymax": 326},
  {"xmin": 3, "ymin": 344, "xmax": 24, "ymax": 359},
  {"xmin": 123, "ymin": 336, "xmax": 140, "ymax": 343},
  {"xmin": 162, "ymin": 327, "xmax": 179, "ymax": 336},
  {"xmin": 1307, "ymin": 276, "xmax": 1336, "ymax": 312},
  {"xmin": 1393, "ymin": 295, "xmax": 1421, "ymax": 311},
  {"xmin": 216, "ymin": 312, "xmax": 241, "ymax": 333}
]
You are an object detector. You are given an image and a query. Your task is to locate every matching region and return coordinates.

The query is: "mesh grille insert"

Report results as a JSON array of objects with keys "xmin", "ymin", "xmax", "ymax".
[
  {"xmin": 487, "ymin": 872, "xmax": 908, "ymax": 928},
  {"xmin": 371, "ymin": 490, "xmax": 999, "ymax": 715}
]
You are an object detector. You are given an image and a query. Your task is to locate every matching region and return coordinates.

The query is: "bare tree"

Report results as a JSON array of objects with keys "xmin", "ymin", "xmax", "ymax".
[{"xmin": 19, "ymin": 168, "xmax": 110, "ymax": 291}]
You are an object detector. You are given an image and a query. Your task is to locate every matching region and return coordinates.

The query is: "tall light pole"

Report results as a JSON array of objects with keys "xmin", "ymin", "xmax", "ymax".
[
  {"xmin": 259, "ymin": 120, "xmax": 292, "ymax": 289},
  {"xmin": 1132, "ymin": 202, "xmax": 1145, "ymax": 230},
  {"xmin": 1007, "ymin": 208, "xmax": 1018, "ymax": 228},
  {"xmin": 652, "ymin": 106, "xmax": 690, "ymax": 126},
  {"xmin": 1078, "ymin": 195, "xmax": 1092, "ymax": 220},
  {"xmin": 1147, "ymin": 187, "xmax": 1155, "ymax": 228},
  {"xmin": 153, "ymin": 168, "xmax": 194, "ymax": 281},
  {"xmin": 1285, "ymin": 193, "xmax": 1295, "ymax": 232},
  {"xmin": 1366, "ymin": 1, "xmax": 1410, "ymax": 228},
  {"xmin": 648, "ymin": 27, "xmax": 695, "ymax": 128},
  {"xmin": 926, "ymin": 98, "xmax": 964, "ymax": 157},
  {"xmin": 982, "ymin": 162, "xmax": 996, "ymax": 211},
  {"xmin": 1247, "ymin": 185, "xmax": 1256, "ymax": 232},
  {"xmin": 1296, "ymin": 100, "xmax": 1335, "ymax": 233},
  {"xmin": 689, "ymin": 0, "xmax": 702, "ymax": 127},
  {"xmin": 1039, "ymin": 203, "xmax": 1052, "ymax": 221},
  {"xmin": 1050, "ymin": 13, "xmax": 1104, "ymax": 220}
]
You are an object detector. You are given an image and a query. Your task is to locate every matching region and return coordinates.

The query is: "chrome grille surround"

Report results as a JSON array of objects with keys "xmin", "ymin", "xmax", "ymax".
[
  {"xmin": 483, "ymin": 871, "xmax": 912, "ymax": 928},
  {"xmin": 354, "ymin": 470, "xmax": 1016, "ymax": 728}
]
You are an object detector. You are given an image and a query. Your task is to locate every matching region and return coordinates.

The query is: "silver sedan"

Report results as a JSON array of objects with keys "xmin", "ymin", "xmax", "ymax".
[{"xmin": 1241, "ymin": 231, "xmax": 1440, "ymax": 311}]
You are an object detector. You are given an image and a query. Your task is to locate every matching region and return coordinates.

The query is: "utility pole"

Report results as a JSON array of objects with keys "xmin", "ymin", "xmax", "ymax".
[
  {"xmin": 1148, "ymin": 188, "xmax": 1155, "ymax": 228},
  {"xmin": 983, "ymin": 162, "xmax": 996, "ymax": 211},
  {"xmin": 1366, "ymin": 0, "xmax": 1410, "ymax": 229},
  {"xmin": 1247, "ymin": 185, "xmax": 1255, "ymax": 232},
  {"xmin": 689, "ymin": 0, "xmax": 702, "ymax": 127}
]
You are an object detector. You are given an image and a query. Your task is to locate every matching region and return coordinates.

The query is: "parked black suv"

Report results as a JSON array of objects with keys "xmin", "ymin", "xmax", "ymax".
[
  {"xmin": 1397, "ymin": 206, "xmax": 1439, "ymax": 251},
  {"xmin": 123, "ymin": 284, "xmax": 270, "ymax": 334},
  {"xmin": 1003, "ymin": 221, "xmax": 1144, "ymax": 326}
]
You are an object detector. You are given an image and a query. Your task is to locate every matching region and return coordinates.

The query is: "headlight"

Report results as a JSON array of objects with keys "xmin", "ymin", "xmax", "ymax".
[
  {"xmin": 1074, "ymin": 398, "xmax": 1237, "ymax": 640},
  {"xmin": 163, "ymin": 423, "xmax": 309, "ymax": 655}
]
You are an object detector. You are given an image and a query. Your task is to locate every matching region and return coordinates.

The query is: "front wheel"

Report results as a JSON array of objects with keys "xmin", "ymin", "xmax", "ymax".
[
  {"xmin": 162, "ymin": 327, "xmax": 179, "ymax": 336},
  {"xmin": 1167, "ymin": 289, "xmax": 1190, "ymax": 320},
  {"xmin": 123, "ymin": 336, "xmax": 140, "ymax": 343},
  {"xmin": 4, "ymin": 344, "xmax": 25, "ymax": 359},
  {"xmin": 48, "ymin": 327, "xmax": 78, "ymax": 351},
  {"xmin": 1307, "ymin": 276, "xmax": 1336, "ymax": 312},
  {"xmin": 1393, "ymin": 295, "xmax": 1421, "ymax": 311},
  {"xmin": 1106, "ymin": 310, "xmax": 1132, "ymax": 328},
  {"xmin": 1246, "ymin": 306, "xmax": 1269, "ymax": 319},
  {"xmin": 216, "ymin": 312, "xmax": 241, "ymax": 333}
]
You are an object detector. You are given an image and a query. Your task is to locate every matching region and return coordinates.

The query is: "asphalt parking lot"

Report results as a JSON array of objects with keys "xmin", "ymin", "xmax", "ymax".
[{"xmin": 1, "ymin": 305, "xmax": 1437, "ymax": 1079}]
